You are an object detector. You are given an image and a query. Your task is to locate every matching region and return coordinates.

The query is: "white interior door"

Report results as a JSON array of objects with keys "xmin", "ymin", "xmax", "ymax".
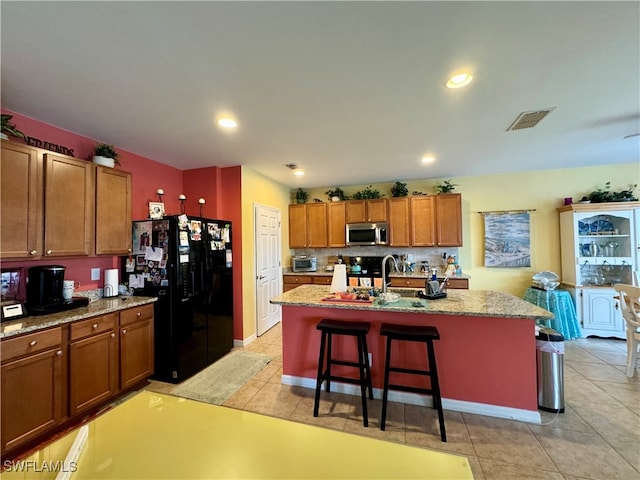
[{"xmin": 255, "ymin": 204, "xmax": 282, "ymax": 336}]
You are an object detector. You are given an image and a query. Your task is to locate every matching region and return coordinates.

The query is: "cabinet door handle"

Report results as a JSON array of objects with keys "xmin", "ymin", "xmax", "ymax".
[
  {"xmin": 111, "ymin": 333, "xmax": 116, "ymax": 338},
  {"xmin": 615, "ymin": 302, "xmax": 619, "ymax": 310},
  {"xmin": 46, "ymin": 249, "xmax": 53, "ymax": 255},
  {"xmin": 56, "ymin": 350, "xmax": 62, "ymax": 356},
  {"xmin": 29, "ymin": 340, "xmax": 37, "ymax": 346},
  {"xmin": 122, "ymin": 329, "xmax": 127, "ymax": 335},
  {"xmin": 29, "ymin": 250, "xmax": 37, "ymax": 256},
  {"xmin": 92, "ymin": 323, "xmax": 98, "ymax": 329},
  {"xmin": 137, "ymin": 312, "xmax": 141, "ymax": 317}
]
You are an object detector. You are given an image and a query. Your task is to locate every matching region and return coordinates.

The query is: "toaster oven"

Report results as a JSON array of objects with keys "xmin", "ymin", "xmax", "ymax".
[{"xmin": 291, "ymin": 256, "xmax": 317, "ymax": 272}]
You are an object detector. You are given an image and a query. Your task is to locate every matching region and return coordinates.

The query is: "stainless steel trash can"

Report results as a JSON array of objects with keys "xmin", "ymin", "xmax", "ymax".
[{"xmin": 536, "ymin": 326, "xmax": 564, "ymax": 413}]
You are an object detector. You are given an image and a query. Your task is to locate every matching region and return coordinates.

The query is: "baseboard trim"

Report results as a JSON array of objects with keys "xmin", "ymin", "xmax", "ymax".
[
  {"xmin": 234, "ymin": 333, "xmax": 256, "ymax": 348},
  {"xmin": 281, "ymin": 374, "xmax": 541, "ymax": 424}
]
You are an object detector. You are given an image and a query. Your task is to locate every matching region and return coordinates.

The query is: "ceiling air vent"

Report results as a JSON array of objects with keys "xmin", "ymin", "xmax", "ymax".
[{"xmin": 506, "ymin": 108, "xmax": 555, "ymax": 131}]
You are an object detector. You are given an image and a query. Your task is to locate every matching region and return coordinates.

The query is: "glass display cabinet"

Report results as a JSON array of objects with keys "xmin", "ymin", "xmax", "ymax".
[{"xmin": 558, "ymin": 202, "xmax": 639, "ymax": 339}]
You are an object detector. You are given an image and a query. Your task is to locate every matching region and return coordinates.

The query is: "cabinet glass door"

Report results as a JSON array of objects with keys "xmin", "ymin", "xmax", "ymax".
[{"xmin": 576, "ymin": 211, "xmax": 634, "ymax": 286}]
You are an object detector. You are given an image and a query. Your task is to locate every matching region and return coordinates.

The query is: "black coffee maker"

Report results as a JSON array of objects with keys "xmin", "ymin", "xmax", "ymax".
[
  {"xmin": 27, "ymin": 265, "xmax": 66, "ymax": 312},
  {"xmin": 26, "ymin": 265, "xmax": 88, "ymax": 315}
]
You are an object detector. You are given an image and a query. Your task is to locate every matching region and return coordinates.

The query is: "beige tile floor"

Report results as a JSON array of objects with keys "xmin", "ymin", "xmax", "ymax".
[{"xmin": 149, "ymin": 323, "xmax": 640, "ymax": 480}]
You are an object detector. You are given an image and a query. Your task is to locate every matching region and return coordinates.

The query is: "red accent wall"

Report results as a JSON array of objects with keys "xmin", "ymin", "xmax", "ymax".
[
  {"xmin": 2, "ymin": 110, "xmax": 244, "ymax": 340},
  {"xmin": 183, "ymin": 166, "xmax": 243, "ymax": 339}
]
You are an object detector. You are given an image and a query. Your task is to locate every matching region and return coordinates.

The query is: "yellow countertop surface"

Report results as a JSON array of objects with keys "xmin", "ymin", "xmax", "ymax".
[
  {"xmin": 271, "ymin": 284, "xmax": 552, "ymax": 320},
  {"xmin": 1, "ymin": 391, "xmax": 473, "ymax": 479},
  {"xmin": 0, "ymin": 296, "xmax": 157, "ymax": 339}
]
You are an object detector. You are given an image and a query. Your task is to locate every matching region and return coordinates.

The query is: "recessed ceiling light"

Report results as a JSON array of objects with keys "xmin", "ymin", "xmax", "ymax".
[
  {"xmin": 446, "ymin": 72, "xmax": 473, "ymax": 89},
  {"xmin": 293, "ymin": 170, "xmax": 305, "ymax": 176},
  {"xmin": 217, "ymin": 118, "xmax": 238, "ymax": 129},
  {"xmin": 421, "ymin": 155, "xmax": 436, "ymax": 164}
]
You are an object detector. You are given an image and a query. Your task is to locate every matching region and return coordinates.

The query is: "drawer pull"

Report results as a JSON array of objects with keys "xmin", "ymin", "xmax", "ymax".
[
  {"xmin": 92, "ymin": 323, "xmax": 98, "ymax": 329},
  {"xmin": 29, "ymin": 340, "xmax": 37, "ymax": 346},
  {"xmin": 29, "ymin": 250, "xmax": 37, "ymax": 256},
  {"xmin": 137, "ymin": 312, "xmax": 141, "ymax": 317},
  {"xmin": 46, "ymin": 249, "xmax": 53, "ymax": 255}
]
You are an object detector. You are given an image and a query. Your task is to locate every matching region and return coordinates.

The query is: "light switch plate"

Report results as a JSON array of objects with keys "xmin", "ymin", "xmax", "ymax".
[{"xmin": 91, "ymin": 268, "xmax": 101, "ymax": 281}]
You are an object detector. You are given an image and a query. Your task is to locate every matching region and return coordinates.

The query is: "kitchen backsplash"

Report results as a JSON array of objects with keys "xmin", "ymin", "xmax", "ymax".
[{"xmin": 291, "ymin": 246, "xmax": 460, "ymax": 272}]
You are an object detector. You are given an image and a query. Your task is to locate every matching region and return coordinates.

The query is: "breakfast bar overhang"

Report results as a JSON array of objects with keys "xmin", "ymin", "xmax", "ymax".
[{"xmin": 270, "ymin": 285, "xmax": 554, "ymax": 423}]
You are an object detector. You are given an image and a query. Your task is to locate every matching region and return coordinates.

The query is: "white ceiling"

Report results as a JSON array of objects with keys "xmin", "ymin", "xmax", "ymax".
[{"xmin": 2, "ymin": 1, "xmax": 639, "ymax": 189}]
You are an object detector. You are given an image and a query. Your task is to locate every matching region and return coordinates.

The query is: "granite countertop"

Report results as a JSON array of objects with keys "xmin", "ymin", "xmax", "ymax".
[
  {"xmin": 0, "ymin": 296, "xmax": 157, "ymax": 339},
  {"xmin": 270, "ymin": 285, "xmax": 552, "ymax": 320}
]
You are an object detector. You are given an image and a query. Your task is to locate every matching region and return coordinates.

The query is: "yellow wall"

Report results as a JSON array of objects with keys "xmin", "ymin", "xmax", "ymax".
[
  {"xmin": 299, "ymin": 163, "xmax": 639, "ymax": 296},
  {"xmin": 240, "ymin": 166, "xmax": 291, "ymax": 340}
]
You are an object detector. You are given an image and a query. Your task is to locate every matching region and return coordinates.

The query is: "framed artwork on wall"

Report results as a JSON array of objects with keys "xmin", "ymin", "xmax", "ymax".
[{"xmin": 149, "ymin": 202, "xmax": 165, "ymax": 219}]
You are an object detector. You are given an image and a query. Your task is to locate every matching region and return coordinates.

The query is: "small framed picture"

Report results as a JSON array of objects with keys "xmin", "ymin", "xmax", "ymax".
[{"xmin": 149, "ymin": 202, "xmax": 165, "ymax": 219}]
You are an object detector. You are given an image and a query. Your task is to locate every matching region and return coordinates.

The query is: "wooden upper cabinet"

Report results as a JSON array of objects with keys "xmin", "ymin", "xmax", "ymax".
[
  {"xmin": 409, "ymin": 194, "xmax": 462, "ymax": 247},
  {"xmin": 410, "ymin": 196, "xmax": 437, "ymax": 246},
  {"xmin": 306, "ymin": 203, "xmax": 327, "ymax": 248},
  {"xmin": 436, "ymin": 193, "xmax": 463, "ymax": 246},
  {"xmin": 388, "ymin": 197, "xmax": 410, "ymax": 247},
  {"xmin": 288, "ymin": 203, "xmax": 327, "ymax": 248},
  {"xmin": 43, "ymin": 154, "xmax": 95, "ymax": 257},
  {"xmin": 0, "ymin": 141, "xmax": 43, "ymax": 258},
  {"xmin": 327, "ymin": 202, "xmax": 346, "ymax": 247},
  {"xmin": 288, "ymin": 204, "xmax": 308, "ymax": 248},
  {"xmin": 96, "ymin": 167, "xmax": 132, "ymax": 255},
  {"xmin": 345, "ymin": 199, "xmax": 388, "ymax": 223},
  {"xmin": 1, "ymin": 140, "xmax": 133, "ymax": 259}
]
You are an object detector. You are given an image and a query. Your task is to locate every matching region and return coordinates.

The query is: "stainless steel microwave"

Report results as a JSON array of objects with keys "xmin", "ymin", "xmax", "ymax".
[
  {"xmin": 291, "ymin": 255, "xmax": 317, "ymax": 272},
  {"xmin": 346, "ymin": 222, "xmax": 389, "ymax": 246}
]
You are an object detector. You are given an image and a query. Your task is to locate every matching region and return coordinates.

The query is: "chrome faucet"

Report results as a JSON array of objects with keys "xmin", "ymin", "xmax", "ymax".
[{"xmin": 381, "ymin": 255, "xmax": 398, "ymax": 294}]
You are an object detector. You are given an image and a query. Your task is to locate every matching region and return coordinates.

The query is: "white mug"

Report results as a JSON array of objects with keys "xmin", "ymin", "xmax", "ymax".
[{"xmin": 62, "ymin": 280, "xmax": 79, "ymax": 300}]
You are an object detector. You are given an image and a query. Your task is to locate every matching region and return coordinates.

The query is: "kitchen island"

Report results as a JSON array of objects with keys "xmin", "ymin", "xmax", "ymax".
[{"xmin": 270, "ymin": 285, "xmax": 553, "ymax": 423}]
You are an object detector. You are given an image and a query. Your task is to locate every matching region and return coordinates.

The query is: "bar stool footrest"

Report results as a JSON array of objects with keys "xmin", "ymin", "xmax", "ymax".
[
  {"xmin": 388, "ymin": 366, "xmax": 431, "ymax": 376},
  {"xmin": 387, "ymin": 384, "xmax": 433, "ymax": 396}
]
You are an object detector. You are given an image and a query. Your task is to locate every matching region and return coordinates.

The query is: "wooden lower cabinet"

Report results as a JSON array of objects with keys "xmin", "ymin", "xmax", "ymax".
[
  {"xmin": 445, "ymin": 278, "xmax": 469, "ymax": 289},
  {"xmin": 390, "ymin": 277, "xmax": 469, "ymax": 289},
  {"xmin": 69, "ymin": 314, "xmax": 118, "ymax": 416},
  {"xmin": 312, "ymin": 276, "xmax": 332, "ymax": 286},
  {"xmin": 283, "ymin": 274, "xmax": 334, "ymax": 291},
  {"xmin": 119, "ymin": 304, "xmax": 154, "ymax": 390},
  {"xmin": 0, "ymin": 303, "xmax": 155, "ymax": 458},
  {"xmin": 1, "ymin": 327, "xmax": 64, "ymax": 455},
  {"xmin": 283, "ymin": 274, "xmax": 313, "ymax": 292}
]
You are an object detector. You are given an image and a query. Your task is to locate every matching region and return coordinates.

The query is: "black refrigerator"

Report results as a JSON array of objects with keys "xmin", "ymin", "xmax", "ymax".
[{"xmin": 122, "ymin": 215, "xmax": 233, "ymax": 383}]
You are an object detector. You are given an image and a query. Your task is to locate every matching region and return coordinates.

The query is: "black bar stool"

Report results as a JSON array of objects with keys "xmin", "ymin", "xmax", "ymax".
[
  {"xmin": 313, "ymin": 319, "xmax": 373, "ymax": 427},
  {"xmin": 379, "ymin": 323, "xmax": 446, "ymax": 442}
]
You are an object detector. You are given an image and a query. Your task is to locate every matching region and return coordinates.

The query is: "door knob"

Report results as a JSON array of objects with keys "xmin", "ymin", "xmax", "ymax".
[{"xmin": 257, "ymin": 275, "xmax": 266, "ymax": 280}]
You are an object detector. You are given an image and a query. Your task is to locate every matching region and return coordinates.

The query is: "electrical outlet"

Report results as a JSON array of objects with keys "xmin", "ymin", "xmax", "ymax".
[{"xmin": 91, "ymin": 268, "xmax": 101, "ymax": 281}]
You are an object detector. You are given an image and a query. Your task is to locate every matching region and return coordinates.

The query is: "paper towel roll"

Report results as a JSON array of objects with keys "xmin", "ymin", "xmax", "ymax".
[
  {"xmin": 329, "ymin": 264, "xmax": 347, "ymax": 293},
  {"xmin": 104, "ymin": 269, "xmax": 119, "ymax": 298}
]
